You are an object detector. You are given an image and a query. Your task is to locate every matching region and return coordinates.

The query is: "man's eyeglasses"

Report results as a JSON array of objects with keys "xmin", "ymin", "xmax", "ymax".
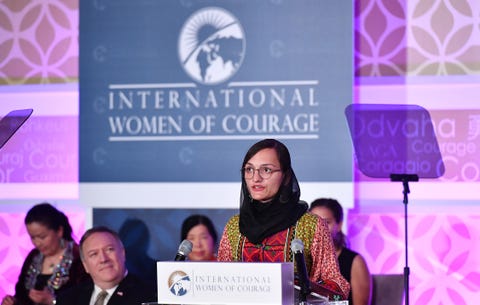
[{"xmin": 243, "ymin": 166, "xmax": 282, "ymax": 179}]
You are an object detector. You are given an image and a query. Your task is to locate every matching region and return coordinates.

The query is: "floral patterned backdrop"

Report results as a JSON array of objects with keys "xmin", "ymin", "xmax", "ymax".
[
  {"xmin": 355, "ymin": 0, "xmax": 480, "ymax": 76},
  {"xmin": 349, "ymin": 211, "xmax": 480, "ymax": 305},
  {"xmin": 1, "ymin": 0, "xmax": 479, "ymax": 84},
  {"xmin": 0, "ymin": 0, "xmax": 78, "ymax": 84},
  {"xmin": 1, "ymin": 0, "xmax": 479, "ymax": 304}
]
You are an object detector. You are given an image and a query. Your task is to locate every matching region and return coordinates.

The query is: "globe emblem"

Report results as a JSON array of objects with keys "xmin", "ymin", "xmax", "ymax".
[
  {"xmin": 178, "ymin": 7, "xmax": 246, "ymax": 85},
  {"xmin": 168, "ymin": 270, "xmax": 191, "ymax": 296}
]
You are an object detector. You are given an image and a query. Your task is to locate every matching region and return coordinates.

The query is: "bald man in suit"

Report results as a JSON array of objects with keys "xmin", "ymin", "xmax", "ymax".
[{"xmin": 56, "ymin": 226, "xmax": 156, "ymax": 305}]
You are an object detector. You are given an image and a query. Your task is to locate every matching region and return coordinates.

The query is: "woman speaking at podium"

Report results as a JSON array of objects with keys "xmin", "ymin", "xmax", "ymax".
[{"xmin": 217, "ymin": 139, "xmax": 350, "ymax": 300}]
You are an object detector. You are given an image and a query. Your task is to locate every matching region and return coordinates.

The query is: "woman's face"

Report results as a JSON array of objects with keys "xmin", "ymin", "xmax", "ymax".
[
  {"xmin": 310, "ymin": 206, "xmax": 341, "ymax": 239},
  {"xmin": 26, "ymin": 222, "xmax": 63, "ymax": 256},
  {"xmin": 186, "ymin": 224, "xmax": 215, "ymax": 261},
  {"xmin": 244, "ymin": 148, "xmax": 284, "ymax": 203}
]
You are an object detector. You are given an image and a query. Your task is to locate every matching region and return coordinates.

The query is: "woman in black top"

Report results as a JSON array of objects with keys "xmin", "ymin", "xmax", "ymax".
[
  {"xmin": 310, "ymin": 198, "xmax": 372, "ymax": 305},
  {"xmin": 1, "ymin": 203, "xmax": 88, "ymax": 305}
]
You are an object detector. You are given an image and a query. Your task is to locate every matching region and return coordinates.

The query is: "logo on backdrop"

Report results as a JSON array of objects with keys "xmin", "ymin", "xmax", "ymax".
[
  {"xmin": 168, "ymin": 270, "xmax": 191, "ymax": 296},
  {"xmin": 103, "ymin": 4, "xmax": 337, "ymax": 143},
  {"xmin": 178, "ymin": 7, "xmax": 246, "ymax": 85}
]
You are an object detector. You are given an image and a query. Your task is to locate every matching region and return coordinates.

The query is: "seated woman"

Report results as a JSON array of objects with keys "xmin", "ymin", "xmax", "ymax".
[
  {"xmin": 1, "ymin": 203, "xmax": 88, "ymax": 305},
  {"xmin": 217, "ymin": 138, "xmax": 350, "ymax": 300},
  {"xmin": 181, "ymin": 214, "xmax": 218, "ymax": 261},
  {"xmin": 310, "ymin": 198, "xmax": 372, "ymax": 305}
]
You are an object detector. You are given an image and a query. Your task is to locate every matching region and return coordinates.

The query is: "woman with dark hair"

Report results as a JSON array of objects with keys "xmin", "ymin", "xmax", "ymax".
[
  {"xmin": 181, "ymin": 214, "xmax": 218, "ymax": 261},
  {"xmin": 310, "ymin": 198, "xmax": 371, "ymax": 305},
  {"xmin": 217, "ymin": 139, "xmax": 350, "ymax": 300},
  {"xmin": 1, "ymin": 203, "xmax": 88, "ymax": 305}
]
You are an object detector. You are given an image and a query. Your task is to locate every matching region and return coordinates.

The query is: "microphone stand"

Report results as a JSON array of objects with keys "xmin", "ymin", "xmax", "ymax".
[
  {"xmin": 291, "ymin": 239, "xmax": 311, "ymax": 305},
  {"xmin": 298, "ymin": 282, "xmax": 309, "ymax": 305},
  {"xmin": 390, "ymin": 173, "xmax": 418, "ymax": 305}
]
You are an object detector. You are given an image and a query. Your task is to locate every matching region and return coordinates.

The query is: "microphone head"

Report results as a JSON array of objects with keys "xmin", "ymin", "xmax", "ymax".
[
  {"xmin": 291, "ymin": 238, "xmax": 304, "ymax": 253},
  {"xmin": 178, "ymin": 239, "xmax": 193, "ymax": 256}
]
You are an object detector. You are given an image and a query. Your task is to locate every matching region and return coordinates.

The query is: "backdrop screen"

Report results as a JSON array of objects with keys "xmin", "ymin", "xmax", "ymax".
[{"xmin": 79, "ymin": 0, "xmax": 353, "ymax": 182}]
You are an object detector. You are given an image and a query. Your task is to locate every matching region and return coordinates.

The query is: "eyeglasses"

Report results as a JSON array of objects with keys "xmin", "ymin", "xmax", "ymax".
[{"xmin": 243, "ymin": 166, "xmax": 282, "ymax": 179}]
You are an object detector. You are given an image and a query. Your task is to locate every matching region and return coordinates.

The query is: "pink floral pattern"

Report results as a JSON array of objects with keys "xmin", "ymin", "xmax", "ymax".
[
  {"xmin": 0, "ymin": 0, "xmax": 479, "ymax": 83},
  {"xmin": 355, "ymin": 0, "xmax": 480, "ymax": 76},
  {"xmin": 349, "ymin": 211, "xmax": 480, "ymax": 305},
  {"xmin": 0, "ymin": 0, "xmax": 78, "ymax": 84}
]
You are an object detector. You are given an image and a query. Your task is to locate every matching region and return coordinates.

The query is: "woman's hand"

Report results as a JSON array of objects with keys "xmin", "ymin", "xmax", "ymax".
[
  {"xmin": 1, "ymin": 295, "xmax": 15, "ymax": 305},
  {"xmin": 28, "ymin": 288, "xmax": 54, "ymax": 305}
]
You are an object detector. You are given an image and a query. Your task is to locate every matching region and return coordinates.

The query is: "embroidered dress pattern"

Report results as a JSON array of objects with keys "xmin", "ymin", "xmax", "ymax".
[{"xmin": 25, "ymin": 241, "xmax": 75, "ymax": 295}]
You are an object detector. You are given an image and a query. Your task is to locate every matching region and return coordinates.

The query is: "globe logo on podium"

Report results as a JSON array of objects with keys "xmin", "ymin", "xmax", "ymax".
[
  {"xmin": 178, "ymin": 7, "xmax": 246, "ymax": 85},
  {"xmin": 168, "ymin": 270, "xmax": 191, "ymax": 296}
]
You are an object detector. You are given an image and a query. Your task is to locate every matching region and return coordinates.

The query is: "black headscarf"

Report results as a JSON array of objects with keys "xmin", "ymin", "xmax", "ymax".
[{"xmin": 238, "ymin": 139, "xmax": 308, "ymax": 244}]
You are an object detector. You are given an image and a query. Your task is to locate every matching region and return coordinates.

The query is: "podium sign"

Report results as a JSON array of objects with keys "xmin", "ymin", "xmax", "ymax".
[{"xmin": 156, "ymin": 261, "xmax": 294, "ymax": 305}]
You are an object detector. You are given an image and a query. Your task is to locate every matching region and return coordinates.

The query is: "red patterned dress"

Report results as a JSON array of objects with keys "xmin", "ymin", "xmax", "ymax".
[{"xmin": 217, "ymin": 212, "xmax": 350, "ymax": 300}]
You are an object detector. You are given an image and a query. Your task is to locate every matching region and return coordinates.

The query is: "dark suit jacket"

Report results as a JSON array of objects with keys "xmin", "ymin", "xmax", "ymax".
[{"xmin": 56, "ymin": 273, "xmax": 156, "ymax": 305}]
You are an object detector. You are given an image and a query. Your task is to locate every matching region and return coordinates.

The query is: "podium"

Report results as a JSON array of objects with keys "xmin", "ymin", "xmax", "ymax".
[{"xmin": 154, "ymin": 262, "xmax": 347, "ymax": 305}]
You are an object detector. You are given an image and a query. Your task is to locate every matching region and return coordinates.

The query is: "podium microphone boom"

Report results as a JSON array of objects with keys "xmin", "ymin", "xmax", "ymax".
[
  {"xmin": 291, "ymin": 238, "xmax": 311, "ymax": 300},
  {"xmin": 175, "ymin": 239, "xmax": 193, "ymax": 261}
]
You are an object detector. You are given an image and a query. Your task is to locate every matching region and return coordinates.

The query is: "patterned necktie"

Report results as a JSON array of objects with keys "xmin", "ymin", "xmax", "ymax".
[{"xmin": 94, "ymin": 290, "xmax": 108, "ymax": 305}]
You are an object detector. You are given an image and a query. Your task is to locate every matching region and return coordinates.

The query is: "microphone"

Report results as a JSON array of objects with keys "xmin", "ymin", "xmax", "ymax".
[
  {"xmin": 291, "ymin": 238, "xmax": 311, "ymax": 303},
  {"xmin": 174, "ymin": 239, "xmax": 193, "ymax": 261}
]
